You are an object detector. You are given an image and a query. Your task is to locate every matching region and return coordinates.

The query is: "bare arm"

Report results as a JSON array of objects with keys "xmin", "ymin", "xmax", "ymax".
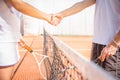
[
  {"xmin": 58, "ymin": 0, "xmax": 96, "ymax": 18},
  {"xmin": 9, "ymin": 0, "xmax": 51, "ymax": 23},
  {"xmin": 51, "ymin": 0, "xmax": 96, "ymax": 25},
  {"xmin": 111, "ymin": 31, "xmax": 120, "ymax": 47}
]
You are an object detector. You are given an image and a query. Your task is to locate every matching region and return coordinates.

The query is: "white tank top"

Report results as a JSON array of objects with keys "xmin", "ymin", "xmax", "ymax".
[
  {"xmin": 0, "ymin": 0, "xmax": 21, "ymax": 42},
  {"xmin": 93, "ymin": 0, "xmax": 120, "ymax": 45}
]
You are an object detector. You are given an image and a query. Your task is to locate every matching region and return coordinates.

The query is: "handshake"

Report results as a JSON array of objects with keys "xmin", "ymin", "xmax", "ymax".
[{"xmin": 47, "ymin": 13, "xmax": 64, "ymax": 26}]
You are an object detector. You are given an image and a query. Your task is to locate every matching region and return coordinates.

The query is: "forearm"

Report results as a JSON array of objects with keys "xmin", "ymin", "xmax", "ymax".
[
  {"xmin": 112, "ymin": 31, "xmax": 120, "ymax": 47},
  {"xmin": 107, "ymin": 30, "xmax": 120, "ymax": 48},
  {"xmin": 58, "ymin": 0, "xmax": 96, "ymax": 18},
  {"xmin": 9, "ymin": 0, "xmax": 51, "ymax": 22}
]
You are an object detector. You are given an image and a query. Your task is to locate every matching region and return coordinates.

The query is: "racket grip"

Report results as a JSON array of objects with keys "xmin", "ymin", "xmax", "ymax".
[
  {"xmin": 19, "ymin": 39, "xmax": 33, "ymax": 53},
  {"xmin": 93, "ymin": 57, "xmax": 101, "ymax": 64}
]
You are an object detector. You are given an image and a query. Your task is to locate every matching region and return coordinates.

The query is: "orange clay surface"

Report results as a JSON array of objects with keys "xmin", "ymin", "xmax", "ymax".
[{"xmin": 12, "ymin": 35, "xmax": 92, "ymax": 80}]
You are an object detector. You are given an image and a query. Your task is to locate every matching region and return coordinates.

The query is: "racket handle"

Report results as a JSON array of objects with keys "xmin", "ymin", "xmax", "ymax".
[
  {"xmin": 19, "ymin": 39, "xmax": 33, "ymax": 53},
  {"xmin": 93, "ymin": 57, "xmax": 101, "ymax": 64}
]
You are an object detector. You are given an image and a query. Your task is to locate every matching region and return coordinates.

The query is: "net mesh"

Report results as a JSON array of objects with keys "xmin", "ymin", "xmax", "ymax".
[
  {"xmin": 43, "ymin": 29, "xmax": 83, "ymax": 80},
  {"xmin": 43, "ymin": 28, "xmax": 115, "ymax": 80}
]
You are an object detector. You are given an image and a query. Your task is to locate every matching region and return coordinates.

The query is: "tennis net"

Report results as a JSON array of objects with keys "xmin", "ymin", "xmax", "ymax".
[{"xmin": 43, "ymin": 28, "xmax": 115, "ymax": 80}]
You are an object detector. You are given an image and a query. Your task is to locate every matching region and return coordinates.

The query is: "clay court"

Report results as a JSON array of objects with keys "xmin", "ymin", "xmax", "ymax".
[{"xmin": 12, "ymin": 35, "xmax": 92, "ymax": 80}]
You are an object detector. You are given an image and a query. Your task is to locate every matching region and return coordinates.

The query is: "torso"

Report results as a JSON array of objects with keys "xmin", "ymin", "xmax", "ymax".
[{"xmin": 93, "ymin": 0, "xmax": 120, "ymax": 45}]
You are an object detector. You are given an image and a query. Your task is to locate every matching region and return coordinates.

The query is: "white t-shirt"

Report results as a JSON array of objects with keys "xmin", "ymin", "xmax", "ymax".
[
  {"xmin": 93, "ymin": 0, "xmax": 120, "ymax": 45},
  {"xmin": 0, "ymin": 0, "xmax": 21, "ymax": 42}
]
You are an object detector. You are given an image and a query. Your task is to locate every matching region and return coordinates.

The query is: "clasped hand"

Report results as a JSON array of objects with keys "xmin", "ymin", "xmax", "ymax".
[{"xmin": 48, "ymin": 14, "xmax": 63, "ymax": 26}]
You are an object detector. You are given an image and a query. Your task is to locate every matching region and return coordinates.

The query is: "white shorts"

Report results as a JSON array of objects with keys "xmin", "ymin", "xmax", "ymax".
[{"xmin": 0, "ymin": 42, "xmax": 20, "ymax": 66}]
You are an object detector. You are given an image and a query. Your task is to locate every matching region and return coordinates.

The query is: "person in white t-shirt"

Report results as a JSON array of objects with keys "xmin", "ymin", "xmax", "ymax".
[
  {"xmin": 53, "ymin": 0, "xmax": 120, "ymax": 79},
  {"xmin": 0, "ymin": 0, "xmax": 59, "ymax": 80}
]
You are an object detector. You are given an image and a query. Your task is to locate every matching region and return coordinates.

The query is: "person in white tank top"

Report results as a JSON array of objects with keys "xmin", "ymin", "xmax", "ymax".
[
  {"xmin": 0, "ymin": 0, "xmax": 59, "ymax": 80},
  {"xmin": 53, "ymin": 0, "xmax": 120, "ymax": 79}
]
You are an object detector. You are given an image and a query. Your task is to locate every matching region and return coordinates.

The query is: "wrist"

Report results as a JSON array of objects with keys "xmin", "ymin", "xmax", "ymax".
[
  {"xmin": 111, "ymin": 39, "xmax": 119, "ymax": 48},
  {"xmin": 57, "ymin": 12, "xmax": 64, "ymax": 19},
  {"xmin": 43, "ymin": 14, "xmax": 51, "ymax": 23}
]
